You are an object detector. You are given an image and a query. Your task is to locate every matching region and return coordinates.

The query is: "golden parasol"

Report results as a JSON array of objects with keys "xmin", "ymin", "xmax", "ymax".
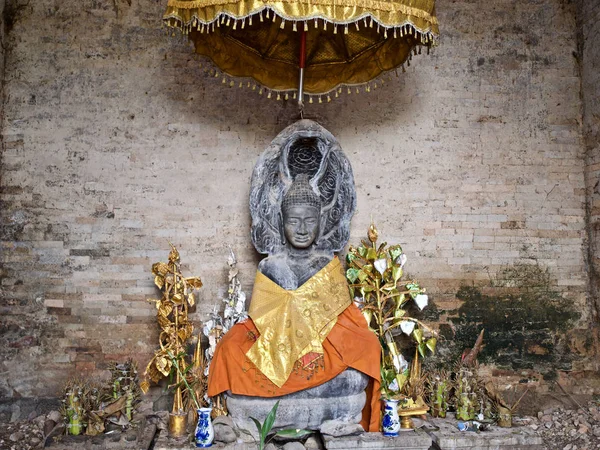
[{"xmin": 163, "ymin": 0, "xmax": 438, "ymax": 103}]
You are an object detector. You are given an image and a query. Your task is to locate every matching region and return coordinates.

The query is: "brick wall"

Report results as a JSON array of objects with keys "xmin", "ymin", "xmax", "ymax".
[
  {"xmin": 581, "ymin": 0, "xmax": 600, "ymax": 323},
  {"xmin": 0, "ymin": 0, "xmax": 596, "ymax": 399}
]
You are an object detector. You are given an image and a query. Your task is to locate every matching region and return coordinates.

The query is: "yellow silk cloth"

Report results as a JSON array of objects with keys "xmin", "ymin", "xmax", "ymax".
[{"xmin": 245, "ymin": 257, "xmax": 351, "ymax": 388}]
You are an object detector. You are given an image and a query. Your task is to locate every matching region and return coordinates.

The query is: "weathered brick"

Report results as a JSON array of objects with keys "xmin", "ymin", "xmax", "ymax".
[{"xmin": 0, "ymin": 0, "xmax": 596, "ymax": 398}]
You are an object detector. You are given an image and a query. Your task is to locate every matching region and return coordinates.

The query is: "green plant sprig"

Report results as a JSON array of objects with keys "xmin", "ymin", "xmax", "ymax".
[
  {"xmin": 248, "ymin": 401, "xmax": 312, "ymax": 450},
  {"xmin": 166, "ymin": 349, "xmax": 201, "ymax": 410},
  {"xmin": 346, "ymin": 224, "xmax": 438, "ymax": 396}
]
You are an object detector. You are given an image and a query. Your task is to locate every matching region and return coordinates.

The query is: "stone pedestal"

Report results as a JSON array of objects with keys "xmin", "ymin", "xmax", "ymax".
[
  {"xmin": 427, "ymin": 417, "xmax": 544, "ymax": 450},
  {"xmin": 323, "ymin": 431, "xmax": 432, "ymax": 450},
  {"xmin": 225, "ymin": 369, "xmax": 368, "ymax": 433}
]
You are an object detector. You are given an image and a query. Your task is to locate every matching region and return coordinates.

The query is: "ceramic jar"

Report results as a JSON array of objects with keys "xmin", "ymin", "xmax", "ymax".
[
  {"xmin": 382, "ymin": 399, "xmax": 400, "ymax": 437},
  {"xmin": 194, "ymin": 407, "xmax": 214, "ymax": 448}
]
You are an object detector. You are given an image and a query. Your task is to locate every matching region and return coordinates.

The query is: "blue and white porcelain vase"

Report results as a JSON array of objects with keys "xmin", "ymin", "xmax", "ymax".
[
  {"xmin": 194, "ymin": 407, "xmax": 214, "ymax": 448},
  {"xmin": 382, "ymin": 399, "xmax": 400, "ymax": 437}
]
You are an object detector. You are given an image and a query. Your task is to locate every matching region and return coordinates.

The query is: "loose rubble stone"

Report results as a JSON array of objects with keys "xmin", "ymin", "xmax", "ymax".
[
  {"xmin": 304, "ymin": 435, "xmax": 324, "ymax": 449},
  {"xmin": 214, "ymin": 415, "xmax": 238, "ymax": 443},
  {"xmin": 319, "ymin": 419, "xmax": 364, "ymax": 437},
  {"xmin": 282, "ymin": 442, "xmax": 306, "ymax": 450},
  {"xmin": 9, "ymin": 432, "xmax": 24, "ymax": 442},
  {"xmin": 47, "ymin": 410, "xmax": 62, "ymax": 423}
]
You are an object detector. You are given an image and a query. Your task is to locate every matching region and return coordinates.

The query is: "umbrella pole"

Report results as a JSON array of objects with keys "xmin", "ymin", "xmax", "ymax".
[{"xmin": 298, "ymin": 27, "xmax": 307, "ymax": 111}]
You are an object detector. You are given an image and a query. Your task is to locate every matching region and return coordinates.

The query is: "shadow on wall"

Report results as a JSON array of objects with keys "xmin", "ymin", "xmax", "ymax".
[{"xmin": 434, "ymin": 264, "xmax": 584, "ymax": 380}]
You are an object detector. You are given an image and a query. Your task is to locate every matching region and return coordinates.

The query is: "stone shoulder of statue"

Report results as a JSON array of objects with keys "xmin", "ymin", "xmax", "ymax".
[{"xmin": 258, "ymin": 253, "xmax": 332, "ymax": 291}]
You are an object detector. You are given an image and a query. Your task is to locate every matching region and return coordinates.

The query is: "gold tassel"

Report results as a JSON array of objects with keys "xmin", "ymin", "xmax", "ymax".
[
  {"xmin": 259, "ymin": 11, "xmax": 263, "ymax": 22},
  {"xmin": 384, "ymin": 28, "xmax": 387, "ymax": 39},
  {"xmin": 309, "ymin": 97, "xmax": 313, "ymax": 104},
  {"xmin": 226, "ymin": 17, "xmax": 230, "ymax": 27},
  {"xmin": 280, "ymin": 20, "xmax": 285, "ymax": 29},
  {"xmin": 355, "ymin": 22, "xmax": 360, "ymax": 31},
  {"xmin": 258, "ymin": 88, "xmax": 263, "ymax": 95},
  {"xmin": 222, "ymin": 77, "xmax": 227, "ymax": 84},
  {"xmin": 293, "ymin": 92, "xmax": 297, "ymax": 99},
  {"xmin": 241, "ymin": 19, "xmax": 245, "ymax": 29},
  {"xmin": 305, "ymin": 21, "xmax": 308, "ymax": 31},
  {"xmin": 285, "ymin": 93, "xmax": 289, "ymax": 100},
  {"xmin": 327, "ymin": 95, "xmax": 331, "ymax": 102},
  {"xmin": 345, "ymin": 25, "xmax": 348, "ymax": 34},
  {"xmin": 314, "ymin": 19, "xmax": 318, "ymax": 28},
  {"xmin": 249, "ymin": 15, "xmax": 253, "ymax": 26},
  {"xmin": 267, "ymin": 91, "xmax": 272, "ymax": 99},
  {"xmin": 293, "ymin": 21, "xmax": 297, "ymax": 32},
  {"xmin": 334, "ymin": 24, "xmax": 337, "ymax": 34},
  {"xmin": 232, "ymin": 19, "xmax": 237, "ymax": 30},
  {"xmin": 277, "ymin": 93, "xmax": 281, "ymax": 100},
  {"xmin": 318, "ymin": 96, "xmax": 322, "ymax": 103},
  {"xmin": 265, "ymin": 9, "xmax": 269, "ymax": 19}
]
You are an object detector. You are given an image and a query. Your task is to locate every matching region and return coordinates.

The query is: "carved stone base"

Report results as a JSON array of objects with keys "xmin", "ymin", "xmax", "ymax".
[{"xmin": 225, "ymin": 369, "xmax": 369, "ymax": 434}]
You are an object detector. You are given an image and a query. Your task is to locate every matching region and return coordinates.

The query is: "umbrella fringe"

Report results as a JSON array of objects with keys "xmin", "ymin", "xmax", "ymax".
[
  {"xmin": 194, "ymin": 55, "xmax": 418, "ymax": 102},
  {"xmin": 163, "ymin": 8, "xmax": 438, "ymax": 46}
]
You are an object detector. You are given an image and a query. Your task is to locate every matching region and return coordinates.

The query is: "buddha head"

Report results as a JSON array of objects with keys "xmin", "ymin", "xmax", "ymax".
[
  {"xmin": 281, "ymin": 174, "xmax": 321, "ymax": 249},
  {"xmin": 250, "ymin": 120, "xmax": 356, "ymax": 256}
]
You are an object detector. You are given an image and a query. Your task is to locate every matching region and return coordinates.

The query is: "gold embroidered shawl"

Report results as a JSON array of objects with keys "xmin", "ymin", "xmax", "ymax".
[{"xmin": 246, "ymin": 257, "xmax": 351, "ymax": 387}]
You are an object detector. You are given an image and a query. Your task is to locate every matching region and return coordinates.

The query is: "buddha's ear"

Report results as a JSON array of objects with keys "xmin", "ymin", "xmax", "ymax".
[{"xmin": 278, "ymin": 210, "xmax": 286, "ymax": 246}]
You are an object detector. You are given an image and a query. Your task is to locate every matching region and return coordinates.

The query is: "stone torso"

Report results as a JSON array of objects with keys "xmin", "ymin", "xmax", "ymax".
[{"xmin": 258, "ymin": 253, "xmax": 332, "ymax": 290}]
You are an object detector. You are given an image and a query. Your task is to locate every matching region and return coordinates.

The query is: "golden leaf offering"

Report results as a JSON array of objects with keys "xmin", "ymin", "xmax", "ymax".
[
  {"xmin": 156, "ymin": 356, "xmax": 172, "ymax": 377},
  {"xmin": 168, "ymin": 245, "xmax": 180, "ymax": 263},
  {"xmin": 143, "ymin": 244, "xmax": 203, "ymax": 416},
  {"xmin": 152, "ymin": 262, "xmax": 170, "ymax": 276},
  {"xmin": 187, "ymin": 293, "xmax": 195, "ymax": 307},
  {"xmin": 139, "ymin": 380, "xmax": 150, "ymax": 394},
  {"xmin": 186, "ymin": 277, "xmax": 203, "ymax": 289}
]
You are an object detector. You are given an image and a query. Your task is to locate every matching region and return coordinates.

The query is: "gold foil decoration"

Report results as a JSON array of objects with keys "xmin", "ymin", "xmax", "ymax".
[
  {"xmin": 142, "ymin": 244, "xmax": 203, "ymax": 429},
  {"xmin": 246, "ymin": 257, "xmax": 351, "ymax": 387}
]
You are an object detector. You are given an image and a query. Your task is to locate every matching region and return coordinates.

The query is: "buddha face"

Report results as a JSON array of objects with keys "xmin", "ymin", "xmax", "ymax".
[{"xmin": 283, "ymin": 205, "xmax": 320, "ymax": 249}]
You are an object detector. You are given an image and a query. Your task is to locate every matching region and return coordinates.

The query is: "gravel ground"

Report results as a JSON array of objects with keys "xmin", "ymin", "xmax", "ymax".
[{"xmin": 0, "ymin": 401, "xmax": 599, "ymax": 449}]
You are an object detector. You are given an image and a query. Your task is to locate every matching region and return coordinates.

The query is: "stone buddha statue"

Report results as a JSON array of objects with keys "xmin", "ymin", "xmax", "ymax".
[{"xmin": 207, "ymin": 120, "xmax": 381, "ymax": 433}]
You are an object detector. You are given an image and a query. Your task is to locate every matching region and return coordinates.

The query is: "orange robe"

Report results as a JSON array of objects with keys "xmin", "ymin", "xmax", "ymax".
[{"xmin": 208, "ymin": 302, "xmax": 382, "ymax": 432}]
